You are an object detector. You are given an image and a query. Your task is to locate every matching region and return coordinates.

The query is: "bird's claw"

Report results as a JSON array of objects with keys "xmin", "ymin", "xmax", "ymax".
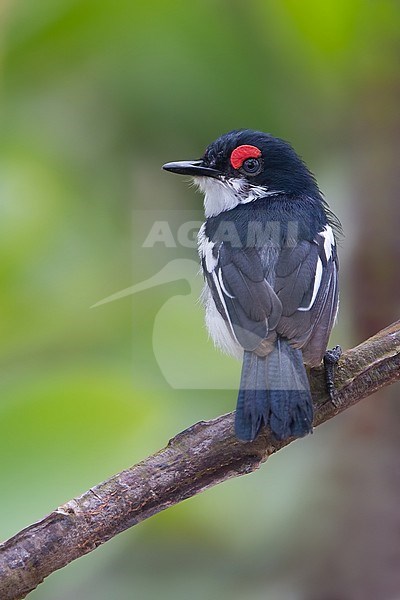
[{"xmin": 323, "ymin": 345, "xmax": 342, "ymax": 407}]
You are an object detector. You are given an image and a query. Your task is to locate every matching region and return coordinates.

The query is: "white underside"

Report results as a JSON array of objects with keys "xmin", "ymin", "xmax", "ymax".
[{"xmin": 201, "ymin": 284, "xmax": 243, "ymax": 359}]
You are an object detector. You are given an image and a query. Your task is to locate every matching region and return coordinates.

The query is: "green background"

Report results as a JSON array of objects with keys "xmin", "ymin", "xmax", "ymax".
[{"xmin": 1, "ymin": 1, "xmax": 400, "ymax": 598}]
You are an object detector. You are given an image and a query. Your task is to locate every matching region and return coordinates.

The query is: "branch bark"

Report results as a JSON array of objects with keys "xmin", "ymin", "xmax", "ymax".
[{"xmin": 1, "ymin": 321, "xmax": 400, "ymax": 600}]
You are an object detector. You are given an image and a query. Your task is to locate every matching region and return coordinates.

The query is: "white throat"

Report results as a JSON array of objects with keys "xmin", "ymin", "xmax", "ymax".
[{"xmin": 193, "ymin": 176, "xmax": 278, "ymax": 217}]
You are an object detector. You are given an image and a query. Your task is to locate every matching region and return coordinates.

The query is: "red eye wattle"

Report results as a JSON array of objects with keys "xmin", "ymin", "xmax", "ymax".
[{"xmin": 230, "ymin": 145, "xmax": 262, "ymax": 170}]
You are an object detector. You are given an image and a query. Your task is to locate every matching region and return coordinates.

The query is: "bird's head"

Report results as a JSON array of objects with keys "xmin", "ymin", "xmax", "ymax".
[{"xmin": 163, "ymin": 129, "xmax": 321, "ymax": 217}]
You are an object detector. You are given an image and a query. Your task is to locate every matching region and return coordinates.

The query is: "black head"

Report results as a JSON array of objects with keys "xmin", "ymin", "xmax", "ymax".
[{"xmin": 163, "ymin": 129, "xmax": 321, "ymax": 198}]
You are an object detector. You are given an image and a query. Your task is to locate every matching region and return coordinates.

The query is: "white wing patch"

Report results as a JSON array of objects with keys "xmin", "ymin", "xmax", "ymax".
[
  {"xmin": 319, "ymin": 225, "xmax": 335, "ymax": 262},
  {"xmin": 297, "ymin": 225, "xmax": 336, "ymax": 313},
  {"xmin": 198, "ymin": 226, "xmax": 242, "ymax": 356},
  {"xmin": 198, "ymin": 223, "xmax": 218, "ymax": 272},
  {"xmin": 217, "ymin": 268, "xmax": 234, "ymax": 298},
  {"xmin": 298, "ymin": 256, "xmax": 323, "ymax": 312}
]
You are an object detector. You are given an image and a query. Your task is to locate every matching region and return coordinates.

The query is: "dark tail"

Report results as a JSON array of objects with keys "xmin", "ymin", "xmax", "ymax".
[{"xmin": 235, "ymin": 339, "xmax": 313, "ymax": 442}]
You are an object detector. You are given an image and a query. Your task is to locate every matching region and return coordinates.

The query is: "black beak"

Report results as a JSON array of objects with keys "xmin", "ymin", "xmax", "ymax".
[{"xmin": 162, "ymin": 160, "xmax": 220, "ymax": 178}]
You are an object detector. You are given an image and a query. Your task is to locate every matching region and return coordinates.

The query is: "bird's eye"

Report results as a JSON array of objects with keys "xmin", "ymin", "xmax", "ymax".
[{"xmin": 241, "ymin": 157, "xmax": 261, "ymax": 175}]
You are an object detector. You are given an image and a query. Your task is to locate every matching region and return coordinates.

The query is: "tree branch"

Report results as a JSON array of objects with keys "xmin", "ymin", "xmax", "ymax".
[{"xmin": 1, "ymin": 321, "xmax": 400, "ymax": 600}]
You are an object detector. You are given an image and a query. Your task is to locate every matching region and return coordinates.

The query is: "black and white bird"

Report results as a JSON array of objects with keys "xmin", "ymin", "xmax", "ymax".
[{"xmin": 163, "ymin": 129, "xmax": 340, "ymax": 442}]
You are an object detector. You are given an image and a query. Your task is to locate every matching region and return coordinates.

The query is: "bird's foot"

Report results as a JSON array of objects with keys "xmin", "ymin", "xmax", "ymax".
[{"xmin": 323, "ymin": 345, "xmax": 342, "ymax": 407}]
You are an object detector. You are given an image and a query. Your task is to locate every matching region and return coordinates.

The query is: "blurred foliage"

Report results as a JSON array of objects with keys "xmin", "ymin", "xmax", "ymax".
[{"xmin": 1, "ymin": 1, "xmax": 399, "ymax": 599}]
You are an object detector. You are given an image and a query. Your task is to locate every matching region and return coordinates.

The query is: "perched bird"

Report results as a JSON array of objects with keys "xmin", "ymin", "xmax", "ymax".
[{"xmin": 163, "ymin": 129, "xmax": 340, "ymax": 442}]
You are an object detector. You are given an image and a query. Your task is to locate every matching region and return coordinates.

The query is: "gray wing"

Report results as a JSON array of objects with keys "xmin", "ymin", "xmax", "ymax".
[
  {"xmin": 275, "ymin": 227, "xmax": 339, "ymax": 366},
  {"xmin": 202, "ymin": 244, "xmax": 282, "ymax": 351}
]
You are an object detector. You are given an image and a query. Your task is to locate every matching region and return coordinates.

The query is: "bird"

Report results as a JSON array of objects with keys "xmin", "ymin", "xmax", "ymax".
[{"xmin": 163, "ymin": 129, "xmax": 341, "ymax": 442}]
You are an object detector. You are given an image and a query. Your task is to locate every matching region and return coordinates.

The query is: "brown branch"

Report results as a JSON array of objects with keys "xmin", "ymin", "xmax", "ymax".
[{"xmin": 1, "ymin": 321, "xmax": 400, "ymax": 600}]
